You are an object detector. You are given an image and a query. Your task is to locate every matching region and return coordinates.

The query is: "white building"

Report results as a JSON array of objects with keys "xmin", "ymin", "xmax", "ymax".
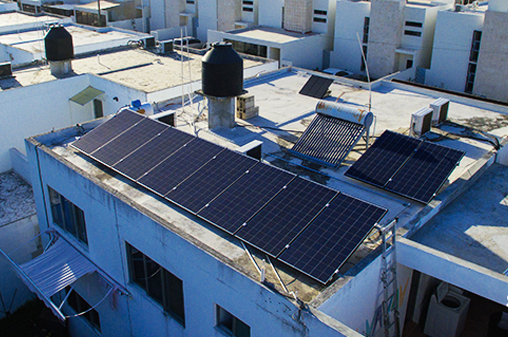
[
  {"xmin": 7, "ymin": 66, "xmax": 508, "ymax": 336},
  {"xmin": 426, "ymin": 0, "xmax": 508, "ymax": 102},
  {"xmin": 331, "ymin": 0, "xmax": 453, "ymax": 79}
]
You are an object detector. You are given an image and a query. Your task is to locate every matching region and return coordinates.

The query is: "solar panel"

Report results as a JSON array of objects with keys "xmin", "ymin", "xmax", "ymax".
[
  {"xmin": 235, "ymin": 177, "xmax": 338, "ymax": 256},
  {"xmin": 345, "ymin": 130, "xmax": 421, "ymax": 187},
  {"xmin": 166, "ymin": 150, "xmax": 259, "ymax": 213},
  {"xmin": 278, "ymin": 193, "xmax": 387, "ymax": 283},
  {"xmin": 138, "ymin": 138, "xmax": 224, "ymax": 197},
  {"xmin": 385, "ymin": 142, "xmax": 464, "ymax": 203},
  {"xmin": 299, "ymin": 75, "xmax": 334, "ymax": 99},
  {"xmin": 72, "ymin": 110, "xmax": 144, "ymax": 153},
  {"xmin": 91, "ymin": 119, "xmax": 168, "ymax": 166},
  {"xmin": 290, "ymin": 114, "xmax": 366, "ymax": 167},
  {"xmin": 113, "ymin": 127, "xmax": 194, "ymax": 180},
  {"xmin": 198, "ymin": 164, "xmax": 296, "ymax": 234}
]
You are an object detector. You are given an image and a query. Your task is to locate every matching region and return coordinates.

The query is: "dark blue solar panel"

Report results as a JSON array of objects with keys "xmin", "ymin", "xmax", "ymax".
[
  {"xmin": 166, "ymin": 150, "xmax": 258, "ymax": 213},
  {"xmin": 72, "ymin": 110, "xmax": 144, "ymax": 153},
  {"xmin": 138, "ymin": 138, "xmax": 224, "ymax": 196},
  {"xmin": 235, "ymin": 177, "xmax": 338, "ymax": 256},
  {"xmin": 91, "ymin": 119, "xmax": 168, "ymax": 166},
  {"xmin": 278, "ymin": 193, "xmax": 387, "ymax": 283},
  {"xmin": 113, "ymin": 127, "xmax": 194, "ymax": 180},
  {"xmin": 291, "ymin": 114, "xmax": 366, "ymax": 167},
  {"xmin": 299, "ymin": 75, "xmax": 334, "ymax": 99},
  {"xmin": 345, "ymin": 130, "xmax": 421, "ymax": 187},
  {"xmin": 385, "ymin": 142, "xmax": 464, "ymax": 203},
  {"xmin": 198, "ymin": 164, "xmax": 296, "ymax": 234}
]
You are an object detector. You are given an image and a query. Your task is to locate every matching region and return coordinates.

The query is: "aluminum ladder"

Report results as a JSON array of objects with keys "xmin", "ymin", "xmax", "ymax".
[{"xmin": 380, "ymin": 219, "xmax": 400, "ymax": 337}]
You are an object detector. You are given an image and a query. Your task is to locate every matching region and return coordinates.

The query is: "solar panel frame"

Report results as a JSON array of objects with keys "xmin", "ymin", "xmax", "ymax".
[
  {"xmin": 278, "ymin": 193, "xmax": 387, "ymax": 283},
  {"xmin": 137, "ymin": 138, "xmax": 225, "ymax": 197},
  {"xmin": 113, "ymin": 127, "xmax": 195, "ymax": 180},
  {"xmin": 72, "ymin": 110, "xmax": 144, "ymax": 154},
  {"xmin": 197, "ymin": 164, "xmax": 296, "ymax": 235},
  {"xmin": 299, "ymin": 75, "xmax": 334, "ymax": 99},
  {"xmin": 235, "ymin": 176, "xmax": 338, "ymax": 257},
  {"xmin": 385, "ymin": 142, "xmax": 465, "ymax": 203},
  {"xmin": 166, "ymin": 150, "xmax": 259, "ymax": 214},
  {"xmin": 290, "ymin": 113, "xmax": 366, "ymax": 167},
  {"xmin": 90, "ymin": 118, "xmax": 168, "ymax": 166},
  {"xmin": 344, "ymin": 130, "xmax": 422, "ymax": 187}
]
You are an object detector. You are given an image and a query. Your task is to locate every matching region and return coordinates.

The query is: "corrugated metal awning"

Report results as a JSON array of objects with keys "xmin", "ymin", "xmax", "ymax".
[{"xmin": 69, "ymin": 86, "xmax": 104, "ymax": 106}]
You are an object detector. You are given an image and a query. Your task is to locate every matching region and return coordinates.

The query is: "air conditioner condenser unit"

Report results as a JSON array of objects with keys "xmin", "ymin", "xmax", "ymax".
[
  {"xmin": 411, "ymin": 107, "xmax": 433, "ymax": 137},
  {"xmin": 430, "ymin": 98, "xmax": 449, "ymax": 125}
]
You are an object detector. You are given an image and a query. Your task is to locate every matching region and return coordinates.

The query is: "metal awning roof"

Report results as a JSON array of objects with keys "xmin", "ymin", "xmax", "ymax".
[
  {"xmin": 0, "ymin": 231, "xmax": 129, "ymax": 321},
  {"xmin": 69, "ymin": 86, "xmax": 104, "ymax": 106}
]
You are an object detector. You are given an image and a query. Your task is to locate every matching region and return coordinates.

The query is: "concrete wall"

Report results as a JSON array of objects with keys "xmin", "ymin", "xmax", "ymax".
[
  {"xmin": 0, "ymin": 2, "xmax": 19, "ymax": 12},
  {"xmin": 197, "ymin": 0, "xmax": 217, "ymax": 41},
  {"xmin": 284, "ymin": 0, "xmax": 313, "ymax": 33},
  {"xmin": 0, "ymin": 44, "xmax": 38, "ymax": 66},
  {"xmin": 474, "ymin": 10, "xmax": 508, "ymax": 102},
  {"xmin": 25, "ymin": 137, "xmax": 363, "ymax": 337},
  {"xmin": 318, "ymin": 256, "xmax": 413, "ymax": 337},
  {"xmin": 367, "ymin": 0, "xmax": 405, "ymax": 79},
  {"xmin": 258, "ymin": 0, "xmax": 284, "ymax": 28},
  {"xmin": 425, "ymin": 11, "xmax": 484, "ymax": 92},
  {"xmin": 217, "ymin": 0, "xmax": 240, "ymax": 32},
  {"xmin": 330, "ymin": 0, "xmax": 370, "ymax": 73}
]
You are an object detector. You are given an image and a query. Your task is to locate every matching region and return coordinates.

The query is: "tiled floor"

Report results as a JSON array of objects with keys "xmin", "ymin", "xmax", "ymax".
[{"xmin": 402, "ymin": 293, "xmax": 508, "ymax": 337}]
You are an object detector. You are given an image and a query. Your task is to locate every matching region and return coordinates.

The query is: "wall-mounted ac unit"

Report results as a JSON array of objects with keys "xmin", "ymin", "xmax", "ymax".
[
  {"xmin": 160, "ymin": 40, "xmax": 173, "ymax": 54},
  {"xmin": 430, "ymin": 98, "xmax": 449, "ymax": 125},
  {"xmin": 144, "ymin": 36, "xmax": 156, "ymax": 49},
  {"xmin": 0, "ymin": 62, "xmax": 12, "ymax": 78},
  {"xmin": 411, "ymin": 107, "xmax": 433, "ymax": 137}
]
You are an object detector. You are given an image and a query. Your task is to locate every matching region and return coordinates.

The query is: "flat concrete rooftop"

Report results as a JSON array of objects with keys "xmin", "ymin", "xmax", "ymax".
[
  {"xmin": 225, "ymin": 26, "xmax": 317, "ymax": 44},
  {"xmin": 0, "ymin": 12, "xmax": 60, "ymax": 28},
  {"xmin": 0, "ymin": 170, "xmax": 36, "ymax": 227},
  {"xmin": 0, "ymin": 25, "xmax": 138, "ymax": 54},
  {"xmin": 31, "ymin": 67, "xmax": 508, "ymax": 303},
  {"xmin": 411, "ymin": 163, "xmax": 508, "ymax": 275},
  {"xmin": 0, "ymin": 47, "xmax": 264, "ymax": 92}
]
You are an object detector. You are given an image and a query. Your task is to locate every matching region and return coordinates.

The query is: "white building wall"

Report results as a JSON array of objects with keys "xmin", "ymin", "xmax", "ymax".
[
  {"xmin": 149, "ymin": 0, "xmax": 167, "ymax": 30},
  {"xmin": 26, "ymin": 138, "xmax": 364, "ymax": 337},
  {"xmin": 330, "ymin": 0, "xmax": 370, "ymax": 73},
  {"xmin": 425, "ymin": 11, "xmax": 484, "ymax": 92},
  {"xmin": 318, "ymin": 256, "xmax": 413, "ymax": 337},
  {"xmin": 0, "ymin": 74, "xmax": 146, "ymax": 173},
  {"xmin": 258, "ymin": 0, "xmax": 284, "ymax": 28},
  {"xmin": 196, "ymin": 0, "xmax": 218, "ymax": 42}
]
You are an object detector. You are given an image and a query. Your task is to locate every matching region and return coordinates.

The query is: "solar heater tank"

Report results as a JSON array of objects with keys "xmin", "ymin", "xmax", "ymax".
[
  {"xmin": 202, "ymin": 42, "xmax": 243, "ymax": 97},
  {"xmin": 316, "ymin": 101, "xmax": 373, "ymax": 127}
]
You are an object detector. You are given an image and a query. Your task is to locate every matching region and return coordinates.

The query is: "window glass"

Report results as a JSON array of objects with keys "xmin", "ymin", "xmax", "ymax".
[
  {"xmin": 216, "ymin": 305, "xmax": 250, "ymax": 337},
  {"xmin": 48, "ymin": 187, "xmax": 88, "ymax": 245}
]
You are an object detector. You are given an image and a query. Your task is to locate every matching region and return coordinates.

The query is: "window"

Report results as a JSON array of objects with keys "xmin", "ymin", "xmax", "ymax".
[
  {"xmin": 224, "ymin": 39, "xmax": 267, "ymax": 58},
  {"xmin": 75, "ymin": 11, "xmax": 106, "ymax": 27},
  {"xmin": 281, "ymin": 7, "xmax": 284, "ymax": 29},
  {"xmin": 216, "ymin": 305, "xmax": 250, "ymax": 337},
  {"xmin": 242, "ymin": 0, "xmax": 253, "ymax": 12},
  {"xmin": 363, "ymin": 17, "xmax": 370, "ymax": 44},
  {"xmin": 405, "ymin": 21, "xmax": 423, "ymax": 28},
  {"xmin": 127, "ymin": 243, "xmax": 185, "ymax": 326},
  {"xmin": 242, "ymin": 0, "xmax": 253, "ymax": 4},
  {"xmin": 48, "ymin": 187, "xmax": 88, "ymax": 245},
  {"xmin": 469, "ymin": 30, "xmax": 482, "ymax": 62},
  {"xmin": 66, "ymin": 288, "xmax": 101, "ymax": 332},
  {"xmin": 465, "ymin": 62, "xmax": 477, "ymax": 94},
  {"xmin": 186, "ymin": 0, "xmax": 194, "ymax": 3},
  {"xmin": 243, "ymin": 7, "xmax": 253, "ymax": 12},
  {"xmin": 406, "ymin": 59, "xmax": 413, "ymax": 69},
  {"xmin": 361, "ymin": 45, "xmax": 368, "ymax": 71},
  {"xmin": 404, "ymin": 30, "xmax": 422, "ymax": 37},
  {"xmin": 313, "ymin": 9, "xmax": 327, "ymax": 23}
]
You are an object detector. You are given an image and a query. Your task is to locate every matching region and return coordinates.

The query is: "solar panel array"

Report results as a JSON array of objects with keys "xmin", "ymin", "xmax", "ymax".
[
  {"xmin": 345, "ymin": 130, "xmax": 465, "ymax": 204},
  {"xmin": 72, "ymin": 110, "xmax": 387, "ymax": 284},
  {"xmin": 290, "ymin": 113, "xmax": 367, "ymax": 167},
  {"xmin": 299, "ymin": 75, "xmax": 334, "ymax": 99}
]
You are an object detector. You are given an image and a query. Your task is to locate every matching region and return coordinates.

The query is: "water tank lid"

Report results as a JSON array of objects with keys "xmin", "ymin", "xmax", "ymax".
[{"xmin": 131, "ymin": 100, "xmax": 142, "ymax": 108}]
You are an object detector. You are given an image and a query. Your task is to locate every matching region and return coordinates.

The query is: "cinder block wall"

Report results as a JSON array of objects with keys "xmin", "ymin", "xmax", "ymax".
[
  {"xmin": 284, "ymin": 0, "xmax": 313, "ymax": 33},
  {"xmin": 218, "ymin": 0, "xmax": 241, "ymax": 31},
  {"xmin": 367, "ymin": 0, "xmax": 405, "ymax": 79}
]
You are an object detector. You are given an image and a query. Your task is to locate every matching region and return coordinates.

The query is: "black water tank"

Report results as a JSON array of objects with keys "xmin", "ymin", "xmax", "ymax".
[
  {"xmin": 45, "ymin": 25, "xmax": 74, "ymax": 61},
  {"xmin": 202, "ymin": 42, "xmax": 243, "ymax": 97}
]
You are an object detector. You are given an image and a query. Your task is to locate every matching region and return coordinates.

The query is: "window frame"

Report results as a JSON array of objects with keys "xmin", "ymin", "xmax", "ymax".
[
  {"xmin": 216, "ymin": 305, "xmax": 250, "ymax": 337},
  {"xmin": 404, "ymin": 30, "xmax": 422, "ymax": 37},
  {"xmin": 48, "ymin": 186, "xmax": 88, "ymax": 245},
  {"xmin": 126, "ymin": 243, "xmax": 185, "ymax": 327}
]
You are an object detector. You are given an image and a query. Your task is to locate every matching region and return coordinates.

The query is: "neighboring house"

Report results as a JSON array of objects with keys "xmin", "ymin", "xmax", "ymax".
[
  {"xmin": 8, "ymin": 65, "xmax": 508, "ymax": 337},
  {"xmin": 426, "ymin": 0, "xmax": 508, "ymax": 102}
]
